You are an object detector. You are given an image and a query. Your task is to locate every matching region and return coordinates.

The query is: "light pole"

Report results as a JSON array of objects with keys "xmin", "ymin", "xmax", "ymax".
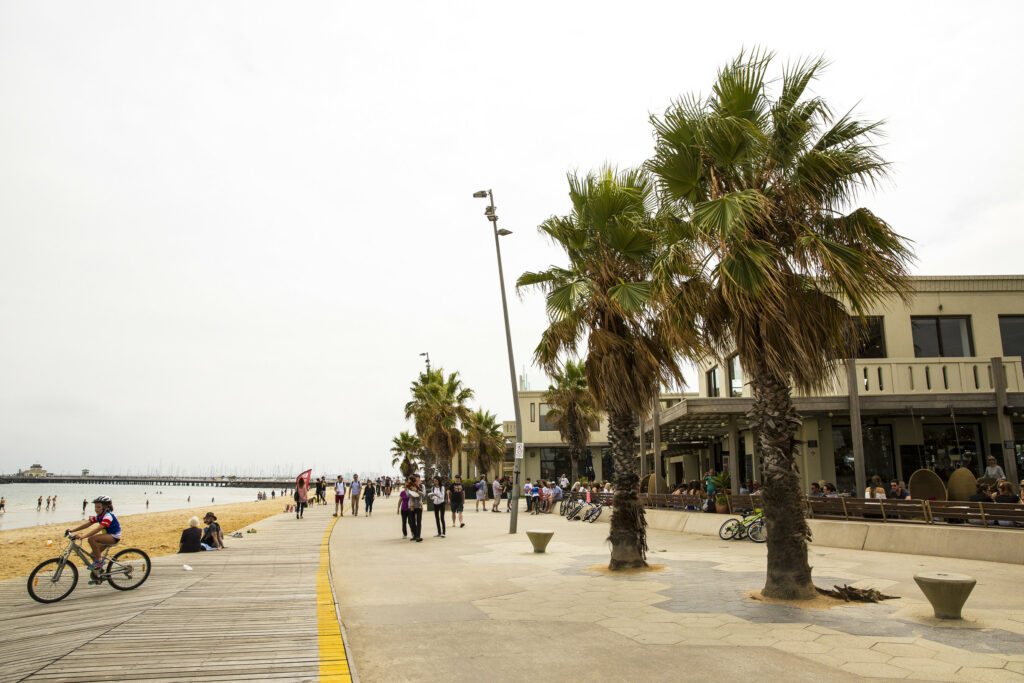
[
  {"xmin": 419, "ymin": 352, "xmax": 430, "ymax": 373},
  {"xmin": 474, "ymin": 188, "xmax": 524, "ymax": 534}
]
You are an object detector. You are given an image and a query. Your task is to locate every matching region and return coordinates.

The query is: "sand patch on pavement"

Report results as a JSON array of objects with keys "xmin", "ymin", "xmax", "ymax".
[
  {"xmin": 746, "ymin": 589, "xmax": 847, "ymax": 610},
  {"xmin": 585, "ymin": 563, "xmax": 668, "ymax": 575}
]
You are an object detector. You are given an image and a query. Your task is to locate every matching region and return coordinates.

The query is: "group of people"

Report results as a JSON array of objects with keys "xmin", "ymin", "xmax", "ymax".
[
  {"xmin": 291, "ymin": 474, "xmax": 397, "ymax": 520},
  {"xmin": 255, "ymin": 490, "xmax": 275, "ymax": 501},
  {"xmin": 396, "ymin": 473, "xmax": 471, "ymax": 540},
  {"xmin": 178, "ymin": 512, "xmax": 225, "ymax": 552}
]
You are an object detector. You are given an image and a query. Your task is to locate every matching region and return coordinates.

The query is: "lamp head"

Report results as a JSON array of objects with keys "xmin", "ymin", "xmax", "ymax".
[
  {"xmin": 497, "ymin": 229, "xmax": 512, "ymax": 236},
  {"xmin": 472, "ymin": 190, "xmax": 489, "ymax": 198}
]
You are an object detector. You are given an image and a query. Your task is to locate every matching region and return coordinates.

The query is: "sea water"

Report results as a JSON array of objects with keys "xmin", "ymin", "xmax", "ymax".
[{"xmin": 0, "ymin": 482, "xmax": 280, "ymax": 531}]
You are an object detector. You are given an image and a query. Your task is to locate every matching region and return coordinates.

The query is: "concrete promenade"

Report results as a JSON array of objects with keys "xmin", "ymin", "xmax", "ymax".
[
  {"xmin": 0, "ymin": 504, "xmax": 350, "ymax": 682},
  {"xmin": 330, "ymin": 503, "xmax": 1024, "ymax": 682}
]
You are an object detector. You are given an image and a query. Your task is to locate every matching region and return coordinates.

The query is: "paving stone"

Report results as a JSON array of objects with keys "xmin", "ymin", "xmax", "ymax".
[
  {"xmin": 838, "ymin": 662, "xmax": 911, "ymax": 678},
  {"xmin": 773, "ymin": 640, "xmax": 832, "ymax": 655},
  {"xmin": 828, "ymin": 648, "xmax": 893, "ymax": 664},
  {"xmin": 886, "ymin": 656, "xmax": 961, "ymax": 677},
  {"xmin": 934, "ymin": 650, "xmax": 1009, "ymax": 669},
  {"xmin": 953, "ymin": 668, "xmax": 1024, "ymax": 682}
]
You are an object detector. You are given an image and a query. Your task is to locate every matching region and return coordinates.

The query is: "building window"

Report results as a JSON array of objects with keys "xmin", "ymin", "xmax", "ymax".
[
  {"xmin": 539, "ymin": 447, "xmax": 571, "ymax": 480},
  {"xmin": 727, "ymin": 355, "xmax": 743, "ymax": 397},
  {"xmin": 832, "ymin": 424, "xmax": 895, "ymax": 495},
  {"xmin": 999, "ymin": 315, "xmax": 1024, "ymax": 360},
  {"xmin": 911, "ymin": 316, "xmax": 974, "ymax": 358},
  {"xmin": 530, "ymin": 403, "xmax": 535, "ymax": 422},
  {"xmin": 855, "ymin": 316, "xmax": 887, "ymax": 358},
  {"xmin": 706, "ymin": 366, "xmax": 720, "ymax": 397},
  {"xmin": 538, "ymin": 403, "xmax": 557, "ymax": 431}
]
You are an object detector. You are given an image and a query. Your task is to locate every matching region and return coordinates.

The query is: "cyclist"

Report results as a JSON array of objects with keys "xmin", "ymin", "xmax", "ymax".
[{"xmin": 66, "ymin": 496, "xmax": 121, "ymax": 573}]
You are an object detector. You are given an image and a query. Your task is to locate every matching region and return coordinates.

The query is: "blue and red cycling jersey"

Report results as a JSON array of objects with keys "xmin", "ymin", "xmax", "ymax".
[{"xmin": 89, "ymin": 511, "xmax": 122, "ymax": 538}]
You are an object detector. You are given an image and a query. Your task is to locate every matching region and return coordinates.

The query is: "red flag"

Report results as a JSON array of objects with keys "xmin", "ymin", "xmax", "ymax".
[{"xmin": 296, "ymin": 469, "xmax": 311, "ymax": 489}]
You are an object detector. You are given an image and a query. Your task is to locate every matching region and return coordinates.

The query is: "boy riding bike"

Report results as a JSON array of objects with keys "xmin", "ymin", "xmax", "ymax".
[{"xmin": 66, "ymin": 496, "xmax": 121, "ymax": 577}]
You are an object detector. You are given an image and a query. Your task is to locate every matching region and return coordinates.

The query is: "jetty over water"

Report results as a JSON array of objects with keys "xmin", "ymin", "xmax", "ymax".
[{"xmin": 0, "ymin": 474, "xmax": 296, "ymax": 488}]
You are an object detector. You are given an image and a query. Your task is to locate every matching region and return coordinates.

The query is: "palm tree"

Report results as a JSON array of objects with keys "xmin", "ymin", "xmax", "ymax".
[
  {"xmin": 542, "ymin": 360, "xmax": 596, "ymax": 482},
  {"xmin": 462, "ymin": 409, "xmax": 506, "ymax": 479},
  {"xmin": 404, "ymin": 367, "xmax": 474, "ymax": 481},
  {"xmin": 390, "ymin": 431, "xmax": 423, "ymax": 477},
  {"xmin": 648, "ymin": 50, "xmax": 913, "ymax": 599},
  {"xmin": 517, "ymin": 166, "xmax": 694, "ymax": 570}
]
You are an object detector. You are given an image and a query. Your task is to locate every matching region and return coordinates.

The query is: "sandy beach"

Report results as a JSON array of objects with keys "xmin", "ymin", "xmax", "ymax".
[{"xmin": 0, "ymin": 498, "xmax": 286, "ymax": 581}]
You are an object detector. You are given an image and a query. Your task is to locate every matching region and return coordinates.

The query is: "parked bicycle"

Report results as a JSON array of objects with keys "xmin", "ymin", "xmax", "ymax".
[
  {"xmin": 718, "ymin": 508, "xmax": 766, "ymax": 543},
  {"xmin": 28, "ymin": 531, "xmax": 152, "ymax": 603}
]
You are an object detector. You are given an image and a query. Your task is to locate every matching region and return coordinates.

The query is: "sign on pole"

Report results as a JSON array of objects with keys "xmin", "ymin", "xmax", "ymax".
[{"xmin": 514, "ymin": 442, "xmax": 524, "ymax": 460}]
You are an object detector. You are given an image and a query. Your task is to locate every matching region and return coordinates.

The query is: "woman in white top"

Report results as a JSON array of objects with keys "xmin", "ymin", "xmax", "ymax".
[
  {"xmin": 430, "ymin": 476, "xmax": 449, "ymax": 538},
  {"xmin": 984, "ymin": 456, "xmax": 1007, "ymax": 480}
]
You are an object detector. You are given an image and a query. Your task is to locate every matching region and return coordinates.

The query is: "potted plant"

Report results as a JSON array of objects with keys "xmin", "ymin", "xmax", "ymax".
[{"xmin": 710, "ymin": 472, "xmax": 731, "ymax": 513}]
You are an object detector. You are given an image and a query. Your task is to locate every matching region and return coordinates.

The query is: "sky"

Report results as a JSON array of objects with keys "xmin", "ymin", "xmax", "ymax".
[{"xmin": 2, "ymin": 1, "xmax": 1022, "ymax": 477}]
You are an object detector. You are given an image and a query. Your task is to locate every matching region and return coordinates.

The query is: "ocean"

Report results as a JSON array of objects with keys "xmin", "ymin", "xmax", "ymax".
[{"xmin": 0, "ymin": 482, "xmax": 279, "ymax": 531}]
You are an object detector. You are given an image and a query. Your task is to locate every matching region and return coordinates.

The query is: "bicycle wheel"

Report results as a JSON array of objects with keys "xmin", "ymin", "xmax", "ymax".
[
  {"xmin": 747, "ymin": 519, "xmax": 767, "ymax": 543},
  {"xmin": 28, "ymin": 558, "xmax": 78, "ymax": 603},
  {"xmin": 559, "ymin": 498, "xmax": 569, "ymax": 516},
  {"xmin": 718, "ymin": 518, "xmax": 741, "ymax": 540},
  {"xmin": 586, "ymin": 505, "xmax": 603, "ymax": 523},
  {"xmin": 106, "ymin": 548, "xmax": 151, "ymax": 590}
]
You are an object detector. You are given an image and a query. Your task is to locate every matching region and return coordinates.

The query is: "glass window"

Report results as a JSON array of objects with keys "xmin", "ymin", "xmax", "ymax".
[
  {"xmin": 911, "ymin": 316, "xmax": 973, "ymax": 358},
  {"xmin": 727, "ymin": 356, "xmax": 743, "ymax": 397},
  {"xmin": 855, "ymin": 316, "xmax": 887, "ymax": 358},
  {"xmin": 538, "ymin": 404, "xmax": 557, "ymax": 431},
  {"xmin": 999, "ymin": 316, "xmax": 1024, "ymax": 360},
  {"xmin": 539, "ymin": 448, "xmax": 571, "ymax": 480},
  {"xmin": 530, "ymin": 403, "xmax": 535, "ymax": 422},
  {"xmin": 922, "ymin": 423, "xmax": 983, "ymax": 477},
  {"xmin": 706, "ymin": 366, "xmax": 720, "ymax": 397},
  {"xmin": 832, "ymin": 424, "xmax": 895, "ymax": 495}
]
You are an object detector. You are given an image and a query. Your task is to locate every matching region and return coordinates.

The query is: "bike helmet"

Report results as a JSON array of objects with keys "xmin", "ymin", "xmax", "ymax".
[{"xmin": 92, "ymin": 496, "xmax": 112, "ymax": 504}]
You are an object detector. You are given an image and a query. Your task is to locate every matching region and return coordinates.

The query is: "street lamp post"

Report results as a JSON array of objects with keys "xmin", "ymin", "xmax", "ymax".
[{"xmin": 474, "ymin": 188, "xmax": 524, "ymax": 534}]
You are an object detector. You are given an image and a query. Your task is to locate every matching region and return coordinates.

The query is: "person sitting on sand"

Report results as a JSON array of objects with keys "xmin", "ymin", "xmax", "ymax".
[{"xmin": 179, "ymin": 516, "xmax": 203, "ymax": 553}]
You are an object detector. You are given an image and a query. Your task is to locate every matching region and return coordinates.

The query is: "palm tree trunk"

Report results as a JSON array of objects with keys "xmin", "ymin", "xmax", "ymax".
[
  {"xmin": 607, "ymin": 409, "xmax": 648, "ymax": 570},
  {"xmin": 749, "ymin": 364, "xmax": 816, "ymax": 600},
  {"xmin": 569, "ymin": 445, "xmax": 580, "ymax": 483}
]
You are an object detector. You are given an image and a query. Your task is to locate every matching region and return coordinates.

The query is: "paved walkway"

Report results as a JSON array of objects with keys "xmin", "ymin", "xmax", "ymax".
[
  {"xmin": 0, "ymin": 504, "xmax": 351, "ymax": 682},
  {"xmin": 330, "ymin": 503, "xmax": 1024, "ymax": 682}
]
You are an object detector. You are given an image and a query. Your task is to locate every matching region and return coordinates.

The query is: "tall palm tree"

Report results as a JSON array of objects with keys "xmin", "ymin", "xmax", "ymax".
[
  {"xmin": 462, "ymin": 409, "xmax": 506, "ymax": 479},
  {"xmin": 648, "ymin": 50, "xmax": 913, "ymax": 599},
  {"xmin": 542, "ymin": 360, "xmax": 596, "ymax": 482},
  {"xmin": 404, "ymin": 367, "xmax": 474, "ymax": 481},
  {"xmin": 517, "ymin": 166, "xmax": 695, "ymax": 570},
  {"xmin": 390, "ymin": 431, "xmax": 424, "ymax": 477}
]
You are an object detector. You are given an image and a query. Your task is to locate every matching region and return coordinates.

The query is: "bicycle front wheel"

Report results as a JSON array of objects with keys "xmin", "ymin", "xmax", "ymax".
[
  {"xmin": 586, "ymin": 505, "xmax": 602, "ymax": 523},
  {"xmin": 28, "ymin": 558, "xmax": 78, "ymax": 603},
  {"xmin": 107, "ymin": 548, "xmax": 151, "ymax": 590},
  {"xmin": 748, "ymin": 519, "xmax": 767, "ymax": 543},
  {"xmin": 718, "ymin": 518, "xmax": 741, "ymax": 540}
]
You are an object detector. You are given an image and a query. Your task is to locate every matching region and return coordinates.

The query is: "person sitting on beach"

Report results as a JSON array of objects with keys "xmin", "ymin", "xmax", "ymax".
[
  {"xmin": 179, "ymin": 516, "xmax": 204, "ymax": 553},
  {"xmin": 66, "ymin": 496, "xmax": 121, "ymax": 572},
  {"xmin": 201, "ymin": 512, "xmax": 224, "ymax": 550}
]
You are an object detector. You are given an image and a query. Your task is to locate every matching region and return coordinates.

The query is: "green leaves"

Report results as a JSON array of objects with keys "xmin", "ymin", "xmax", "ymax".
[
  {"xmin": 608, "ymin": 281, "xmax": 651, "ymax": 314},
  {"xmin": 692, "ymin": 189, "xmax": 771, "ymax": 241}
]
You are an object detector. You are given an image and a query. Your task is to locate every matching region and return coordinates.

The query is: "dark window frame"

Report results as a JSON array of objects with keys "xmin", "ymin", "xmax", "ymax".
[
  {"xmin": 998, "ymin": 315, "xmax": 1024, "ymax": 360},
  {"xmin": 854, "ymin": 316, "xmax": 887, "ymax": 359},
  {"xmin": 727, "ymin": 355, "xmax": 743, "ymax": 397},
  {"xmin": 706, "ymin": 366, "xmax": 720, "ymax": 398},
  {"xmin": 910, "ymin": 315, "xmax": 975, "ymax": 358}
]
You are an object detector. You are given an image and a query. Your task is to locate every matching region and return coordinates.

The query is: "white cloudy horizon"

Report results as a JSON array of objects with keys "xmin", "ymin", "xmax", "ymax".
[{"xmin": 2, "ymin": 1, "xmax": 1023, "ymax": 477}]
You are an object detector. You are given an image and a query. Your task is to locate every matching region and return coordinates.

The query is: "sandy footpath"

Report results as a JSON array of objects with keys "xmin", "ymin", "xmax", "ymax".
[{"xmin": 0, "ymin": 498, "xmax": 287, "ymax": 580}]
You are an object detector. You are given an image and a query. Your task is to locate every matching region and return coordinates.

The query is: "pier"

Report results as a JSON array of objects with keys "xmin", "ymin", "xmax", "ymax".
[{"xmin": 0, "ymin": 474, "xmax": 295, "ymax": 488}]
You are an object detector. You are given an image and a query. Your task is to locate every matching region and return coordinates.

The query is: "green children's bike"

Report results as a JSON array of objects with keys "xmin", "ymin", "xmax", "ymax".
[{"xmin": 718, "ymin": 508, "xmax": 767, "ymax": 543}]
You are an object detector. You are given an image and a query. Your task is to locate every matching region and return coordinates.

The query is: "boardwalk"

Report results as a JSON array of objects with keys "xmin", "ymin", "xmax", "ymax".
[{"xmin": 0, "ymin": 506, "xmax": 351, "ymax": 683}]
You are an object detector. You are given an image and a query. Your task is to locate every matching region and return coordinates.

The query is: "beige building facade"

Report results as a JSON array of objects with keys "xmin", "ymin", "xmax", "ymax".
[{"xmin": 650, "ymin": 275, "xmax": 1024, "ymax": 495}]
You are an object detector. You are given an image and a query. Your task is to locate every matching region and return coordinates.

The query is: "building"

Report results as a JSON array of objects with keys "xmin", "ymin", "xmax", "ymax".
[
  {"xmin": 647, "ymin": 275, "xmax": 1024, "ymax": 495},
  {"xmin": 452, "ymin": 390, "xmax": 696, "ymax": 483},
  {"xmin": 18, "ymin": 463, "xmax": 49, "ymax": 478}
]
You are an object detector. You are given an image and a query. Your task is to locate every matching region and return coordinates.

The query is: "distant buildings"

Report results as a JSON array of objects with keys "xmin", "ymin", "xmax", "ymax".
[{"xmin": 18, "ymin": 463, "xmax": 49, "ymax": 478}]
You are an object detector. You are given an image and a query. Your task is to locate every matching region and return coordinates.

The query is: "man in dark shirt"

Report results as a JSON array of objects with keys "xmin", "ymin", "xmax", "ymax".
[
  {"xmin": 968, "ymin": 484, "xmax": 993, "ymax": 503},
  {"xmin": 449, "ymin": 476, "xmax": 466, "ymax": 528},
  {"xmin": 179, "ymin": 517, "xmax": 203, "ymax": 553},
  {"xmin": 201, "ymin": 513, "xmax": 224, "ymax": 549},
  {"xmin": 888, "ymin": 480, "xmax": 911, "ymax": 500}
]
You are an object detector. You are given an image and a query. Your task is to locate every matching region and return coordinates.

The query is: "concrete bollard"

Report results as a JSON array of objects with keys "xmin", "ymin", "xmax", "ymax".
[
  {"xmin": 913, "ymin": 572, "xmax": 977, "ymax": 619},
  {"xmin": 526, "ymin": 530, "xmax": 554, "ymax": 553}
]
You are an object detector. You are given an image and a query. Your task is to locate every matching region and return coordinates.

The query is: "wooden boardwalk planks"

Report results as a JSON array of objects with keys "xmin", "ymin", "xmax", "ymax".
[{"xmin": 0, "ymin": 507, "xmax": 349, "ymax": 683}]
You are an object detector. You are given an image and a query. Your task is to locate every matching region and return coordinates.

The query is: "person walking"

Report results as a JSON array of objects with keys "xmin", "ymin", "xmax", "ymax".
[
  {"xmin": 430, "ymin": 476, "xmax": 448, "ymax": 537},
  {"xmin": 350, "ymin": 475, "xmax": 362, "ymax": 517},
  {"xmin": 363, "ymin": 479, "xmax": 376, "ymax": 516},
  {"xmin": 503, "ymin": 477, "xmax": 513, "ymax": 512},
  {"xmin": 295, "ymin": 478, "xmax": 309, "ymax": 519},
  {"xmin": 407, "ymin": 476, "xmax": 423, "ymax": 542},
  {"xmin": 491, "ymin": 477, "xmax": 503, "ymax": 512},
  {"xmin": 449, "ymin": 475, "xmax": 466, "ymax": 528},
  {"xmin": 333, "ymin": 475, "xmax": 346, "ymax": 516},
  {"xmin": 398, "ymin": 483, "xmax": 411, "ymax": 538},
  {"xmin": 474, "ymin": 476, "xmax": 487, "ymax": 512}
]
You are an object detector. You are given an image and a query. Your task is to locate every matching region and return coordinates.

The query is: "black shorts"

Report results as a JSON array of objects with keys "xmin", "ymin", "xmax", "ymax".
[{"xmin": 451, "ymin": 500, "xmax": 464, "ymax": 513}]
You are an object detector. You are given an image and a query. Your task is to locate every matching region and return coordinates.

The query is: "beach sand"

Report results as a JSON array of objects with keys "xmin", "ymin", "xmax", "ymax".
[{"xmin": 0, "ymin": 498, "xmax": 287, "ymax": 581}]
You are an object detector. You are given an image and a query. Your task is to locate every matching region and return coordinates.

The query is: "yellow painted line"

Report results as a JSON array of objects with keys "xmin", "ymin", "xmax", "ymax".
[{"xmin": 318, "ymin": 516, "xmax": 352, "ymax": 683}]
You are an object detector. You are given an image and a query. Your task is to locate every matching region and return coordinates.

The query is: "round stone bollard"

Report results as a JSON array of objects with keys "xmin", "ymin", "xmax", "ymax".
[
  {"xmin": 913, "ymin": 572, "xmax": 977, "ymax": 620},
  {"xmin": 526, "ymin": 529, "xmax": 554, "ymax": 553}
]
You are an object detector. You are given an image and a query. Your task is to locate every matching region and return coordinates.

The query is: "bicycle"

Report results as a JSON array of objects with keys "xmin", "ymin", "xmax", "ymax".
[
  {"xmin": 718, "ymin": 508, "xmax": 767, "ymax": 543},
  {"xmin": 28, "ymin": 531, "xmax": 152, "ymax": 603},
  {"xmin": 565, "ymin": 499, "xmax": 588, "ymax": 520},
  {"xmin": 581, "ymin": 501, "xmax": 604, "ymax": 523}
]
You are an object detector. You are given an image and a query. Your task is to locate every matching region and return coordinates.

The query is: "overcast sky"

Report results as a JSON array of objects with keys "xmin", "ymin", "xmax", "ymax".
[{"xmin": 2, "ymin": 1, "xmax": 1022, "ymax": 477}]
